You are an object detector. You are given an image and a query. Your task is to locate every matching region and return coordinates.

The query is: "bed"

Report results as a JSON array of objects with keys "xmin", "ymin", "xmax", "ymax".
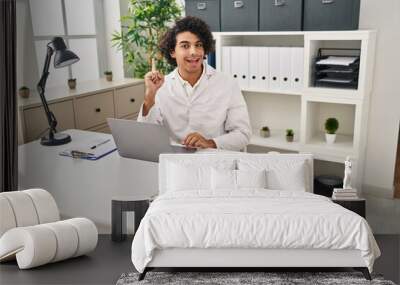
[{"xmin": 131, "ymin": 153, "xmax": 380, "ymax": 280}]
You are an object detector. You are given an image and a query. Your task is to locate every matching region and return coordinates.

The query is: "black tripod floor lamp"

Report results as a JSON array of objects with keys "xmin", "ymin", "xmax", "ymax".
[{"xmin": 37, "ymin": 37, "xmax": 79, "ymax": 146}]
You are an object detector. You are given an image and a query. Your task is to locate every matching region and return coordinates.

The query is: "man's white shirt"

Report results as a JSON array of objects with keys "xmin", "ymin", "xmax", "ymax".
[{"xmin": 137, "ymin": 63, "xmax": 252, "ymax": 151}]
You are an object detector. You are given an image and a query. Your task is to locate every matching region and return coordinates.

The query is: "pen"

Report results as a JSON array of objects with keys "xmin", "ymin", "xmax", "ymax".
[{"xmin": 90, "ymin": 139, "xmax": 111, "ymax": 149}]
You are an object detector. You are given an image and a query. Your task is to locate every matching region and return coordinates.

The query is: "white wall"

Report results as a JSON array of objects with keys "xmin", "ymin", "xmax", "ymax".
[
  {"xmin": 103, "ymin": 0, "xmax": 124, "ymax": 80},
  {"xmin": 16, "ymin": 0, "xmax": 37, "ymax": 144},
  {"xmin": 359, "ymin": 0, "xmax": 400, "ymax": 196},
  {"xmin": 16, "ymin": 0, "xmax": 39, "ymax": 90}
]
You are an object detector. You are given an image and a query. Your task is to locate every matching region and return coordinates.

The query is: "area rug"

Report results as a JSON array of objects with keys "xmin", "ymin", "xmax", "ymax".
[{"xmin": 116, "ymin": 271, "xmax": 396, "ymax": 285}]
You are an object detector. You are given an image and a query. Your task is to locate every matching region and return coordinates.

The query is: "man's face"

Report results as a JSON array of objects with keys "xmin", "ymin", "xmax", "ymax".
[{"xmin": 170, "ymin": 31, "xmax": 205, "ymax": 74}]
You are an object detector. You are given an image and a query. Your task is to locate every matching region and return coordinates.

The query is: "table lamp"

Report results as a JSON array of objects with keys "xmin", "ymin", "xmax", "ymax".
[{"xmin": 37, "ymin": 37, "xmax": 79, "ymax": 146}]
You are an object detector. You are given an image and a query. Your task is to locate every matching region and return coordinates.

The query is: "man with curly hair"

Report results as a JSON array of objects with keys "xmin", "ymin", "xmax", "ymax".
[{"xmin": 138, "ymin": 16, "xmax": 251, "ymax": 151}]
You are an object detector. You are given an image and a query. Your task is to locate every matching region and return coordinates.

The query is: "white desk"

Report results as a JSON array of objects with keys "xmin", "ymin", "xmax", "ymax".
[{"xmin": 18, "ymin": 129, "xmax": 158, "ymax": 234}]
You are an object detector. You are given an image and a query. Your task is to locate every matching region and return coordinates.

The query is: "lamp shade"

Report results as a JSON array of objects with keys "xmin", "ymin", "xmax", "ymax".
[{"xmin": 52, "ymin": 37, "xmax": 79, "ymax": 68}]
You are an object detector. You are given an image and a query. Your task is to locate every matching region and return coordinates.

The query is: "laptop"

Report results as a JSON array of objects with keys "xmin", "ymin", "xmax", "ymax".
[{"xmin": 107, "ymin": 118, "xmax": 196, "ymax": 162}]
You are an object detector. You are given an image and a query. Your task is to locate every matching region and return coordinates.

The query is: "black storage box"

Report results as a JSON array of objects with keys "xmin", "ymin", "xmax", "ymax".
[
  {"xmin": 259, "ymin": 0, "xmax": 303, "ymax": 31},
  {"xmin": 303, "ymin": 0, "xmax": 360, "ymax": 31},
  {"xmin": 221, "ymin": 0, "xmax": 259, "ymax": 31},
  {"xmin": 185, "ymin": 0, "xmax": 221, "ymax": 31}
]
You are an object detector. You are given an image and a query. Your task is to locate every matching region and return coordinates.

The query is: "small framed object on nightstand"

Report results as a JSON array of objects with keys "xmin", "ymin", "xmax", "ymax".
[{"xmin": 332, "ymin": 198, "xmax": 366, "ymax": 218}]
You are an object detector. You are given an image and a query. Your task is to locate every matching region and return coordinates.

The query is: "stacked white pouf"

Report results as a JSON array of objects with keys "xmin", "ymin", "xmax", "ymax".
[{"xmin": 0, "ymin": 189, "xmax": 97, "ymax": 269}]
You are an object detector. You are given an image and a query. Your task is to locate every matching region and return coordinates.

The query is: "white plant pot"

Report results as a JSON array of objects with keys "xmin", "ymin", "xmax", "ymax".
[{"xmin": 325, "ymin": 133, "xmax": 336, "ymax": 144}]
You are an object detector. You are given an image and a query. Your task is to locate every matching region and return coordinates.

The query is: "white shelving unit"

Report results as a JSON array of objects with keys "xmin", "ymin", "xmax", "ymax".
[{"xmin": 213, "ymin": 30, "xmax": 377, "ymax": 189}]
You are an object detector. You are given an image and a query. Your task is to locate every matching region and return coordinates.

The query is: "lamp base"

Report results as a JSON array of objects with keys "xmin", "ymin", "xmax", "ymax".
[{"xmin": 41, "ymin": 132, "xmax": 71, "ymax": 146}]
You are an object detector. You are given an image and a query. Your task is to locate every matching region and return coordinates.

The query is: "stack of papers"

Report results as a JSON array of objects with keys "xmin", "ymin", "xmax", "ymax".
[
  {"xmin": 316, "ymin": 56, "xmax": 358, "ymax": 66},
  {"xmin": 332, "ymin": 188, "xmax": 359, "ymax": 200},
  {"xmin": 60, "ymin": 138, "xmax": 117, "ymax": 160},
  {"xmin": 318, "ymin": 78, "xmax": 354, "ymax": 84}
]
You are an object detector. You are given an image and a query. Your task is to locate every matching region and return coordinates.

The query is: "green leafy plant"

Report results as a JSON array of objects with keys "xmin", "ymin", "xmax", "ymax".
[
  {"xmin": 104, "ymin": 71, "xmax": 112, "ymax": 75},
  {"xmin": 112, "ymin": 0, "xmax": 182, "ymax": 78},
  {"xmin": 18, "ymin": 86, "xmax": 30, "ymax": 98},
  {"xmin": 325, "ymin": 118, "xmax": 339, "ymax": 134},
  {"xmin": 261, "ymin": 126, "xmax": 270, "ymax": 131},
  {"xmin": 286, "ymin": 129, "xmax": 294, "ymax": 137}
]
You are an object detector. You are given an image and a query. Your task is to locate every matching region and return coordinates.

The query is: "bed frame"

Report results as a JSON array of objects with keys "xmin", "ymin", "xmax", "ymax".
[
  {"xmin": 140, "ymin": 249, "xmax": 371, "ymax": 280},
  {"xmin": 137, "ymin": 154, "xmax": 372, "ymax": 281}
]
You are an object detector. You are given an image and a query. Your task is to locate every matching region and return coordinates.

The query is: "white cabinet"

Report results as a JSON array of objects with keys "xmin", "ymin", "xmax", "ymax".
[{"xmin": 214, "ymin": 30, "xmax": 377, "ymax": 189}]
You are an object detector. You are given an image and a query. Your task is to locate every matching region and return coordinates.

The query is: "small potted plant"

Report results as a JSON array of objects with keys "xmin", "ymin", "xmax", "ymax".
[
  {"xmin": 260, "ymin": 126, "xmax": 270, "ymax": 138},
  {"xmin": 67, "ymin": 78, "xmax": 76, "ymax": 89},
  {"xmin": 18, "ymin": 86, "xmax": 30, "ymax": 98},
  {"xmin": 286, "ymin": 129, "xmax": 294, "ymax": 142},
  {"xmin": 104, "ymin": 70, "xmax": 113, "ymax": 82},
  {"xmin": 325, "ymin": 118, "xmax": 339, "ymax": 144}
]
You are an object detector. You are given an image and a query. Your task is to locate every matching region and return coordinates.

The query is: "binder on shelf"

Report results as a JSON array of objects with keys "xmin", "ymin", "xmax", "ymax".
[
  {"xmin": 269, "ymin": 47, "xmax": 280, "ymax": 90},
  {"xmin": 258, "ymin": 47, "xmax": 270, "ymax": 91},
  {"xmin": 222, "ymin": 46, "xmax": 231, "ymax": 74},
  {"xmin": 279, "ymin": 47, "xmax": 292, "ymax": 90},
  {"xmin": 230, "ymin": 47, "xmax": 241, "ymax": 86},
  {"xmin": 291, "ymin": 47, "xmax": 304, "ymax": 91},
  {"xmin": 248, "ymin": 47, "xmax": 269, "ymax": 91},
  {"xmin": 313, "ymin": 48, "xmax": 360, "ymax": 89},
  {"xmin": 231, "ymin": 46, "xmax": 249, "ymax": 89},
  {"xmin": 226, "ymin": 46, "xmax": 302, "ymax": 93},
  {"xmin": 248, "ymin": 47, "xmax": 258, "ymax": 90}
]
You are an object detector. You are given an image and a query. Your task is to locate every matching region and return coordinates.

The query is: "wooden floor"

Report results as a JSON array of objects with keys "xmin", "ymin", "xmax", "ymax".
[{"xmin": 0, "ymin": 235, "xmax": 399, "ymax": 285}]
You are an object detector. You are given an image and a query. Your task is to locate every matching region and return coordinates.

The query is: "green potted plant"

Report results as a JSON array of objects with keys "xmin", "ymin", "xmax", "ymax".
[
  {"xmin": 67, "ymin": 78, "xmax": 76, "ymax": 89},
  {"xmin": 260, "ymin": 126, "xmax": 270, "ymax": 138},
  {"xmin": 286, "ymin": 129, "xmax": 294, "ymax": 142},
  {"xmin": 325, "ymin": 118, "xmax": 339, "ymax": 144},
  {"xmin": 104, "ymin": 71, "xmax": 113, "ymax": 82},
  {"xmin": 111, "ymin": 0, "xmax": 182, "ymax": 78},
  {"xmin": 18, "ymin": 86, "xmax": 30, "ymax": 98}
]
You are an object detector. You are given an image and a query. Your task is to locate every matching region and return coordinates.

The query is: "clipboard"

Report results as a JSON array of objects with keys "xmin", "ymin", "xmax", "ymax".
[{"xmin": 59, "ymin": 138, "xmax": 117, "ymax": 160}]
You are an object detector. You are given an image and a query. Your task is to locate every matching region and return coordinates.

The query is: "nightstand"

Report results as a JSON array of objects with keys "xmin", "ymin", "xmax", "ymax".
[
  {"xmin": 112, "ymin": 195, "xmax": 150, "ymax": 242},
  {"xmin": 332, "ymin": 198, "xmax": 366, "ymax": 218}
]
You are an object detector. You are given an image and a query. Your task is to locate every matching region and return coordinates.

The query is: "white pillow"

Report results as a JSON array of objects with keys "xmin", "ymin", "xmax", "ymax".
[
  {"xmin": 266, "ymin": 163, "xmax": 306, "ymax": 191},
  {"xmin": 238, "ymin": 159, "xmax": 307, "ymax": 191},
  {"xmin": 166, "ymin": 159, "xmax": 236, "ymax": 192},
  {"xmin": 167, "ymin": 162, "xmax": 211, "ymax": 191},
  {"xmin": 211, "ymin": 169, "xmax": 267, "ymax": 190},
  {"xmin": 237, "ymin": 169, "xmax": 267, "ymax": 189},
  {"xmin": 211, "ymin": 168, "xmax": 236, "ymax": 190}
]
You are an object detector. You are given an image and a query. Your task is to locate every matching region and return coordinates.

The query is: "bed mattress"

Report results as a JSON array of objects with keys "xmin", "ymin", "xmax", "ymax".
[{"xmin": 131, "ymin": 190, "xmax": 380, "ymax": 273}]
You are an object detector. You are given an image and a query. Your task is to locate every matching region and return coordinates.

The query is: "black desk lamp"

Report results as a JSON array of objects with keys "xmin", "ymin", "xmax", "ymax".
[{"xmin": 37, "ymin": 37, "xmax": 79, "ymax": 146}]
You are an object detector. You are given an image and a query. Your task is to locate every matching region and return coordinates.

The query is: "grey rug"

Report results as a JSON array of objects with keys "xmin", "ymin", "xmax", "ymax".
[{"xmin": 116, "ymin": 271, "xmax": 396, "ymax": 285}]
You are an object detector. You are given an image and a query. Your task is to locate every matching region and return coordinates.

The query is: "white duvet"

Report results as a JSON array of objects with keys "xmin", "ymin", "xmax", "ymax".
[{"xmin": 131, "ymin": 190, "xmax": 380, "ymax": 273}]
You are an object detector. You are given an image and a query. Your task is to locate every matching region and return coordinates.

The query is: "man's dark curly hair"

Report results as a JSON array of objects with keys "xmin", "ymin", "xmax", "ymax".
[{"xmin": 159, "ymin": 16, "xmax": 215, "ymax": 67}]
